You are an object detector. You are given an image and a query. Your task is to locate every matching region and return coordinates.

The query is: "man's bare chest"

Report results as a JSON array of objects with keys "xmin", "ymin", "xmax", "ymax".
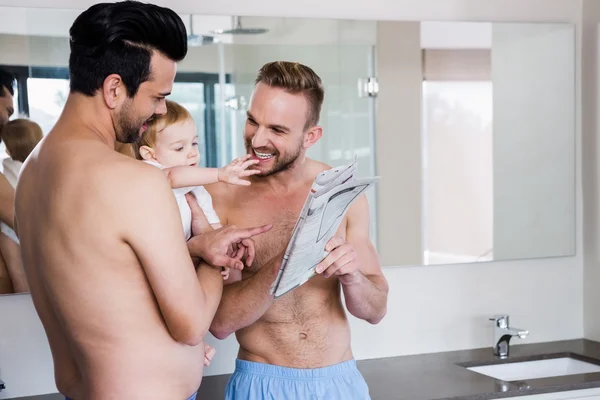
[{"xmin": 227, "ymin": 194, "xmax": 308, "ymax": 268}]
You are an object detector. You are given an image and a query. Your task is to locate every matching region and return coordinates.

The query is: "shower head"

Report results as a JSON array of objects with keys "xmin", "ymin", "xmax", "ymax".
[
  {"xmin": 211, "ymin": 16, "xmax": 269, "ymax": 35},
  {"xmin": 187, "ymin": 34, "xmax": 217, "ymax": 46}
]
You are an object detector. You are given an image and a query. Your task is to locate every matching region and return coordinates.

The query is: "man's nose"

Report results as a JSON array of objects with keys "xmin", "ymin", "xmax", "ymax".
[
  {"xmin": 155, "ymin": 99, "xmax": 167, "ymax": 116},
  {"xmin": 251, "ymin": 127, "xmax": 269, "ymax": 148}
]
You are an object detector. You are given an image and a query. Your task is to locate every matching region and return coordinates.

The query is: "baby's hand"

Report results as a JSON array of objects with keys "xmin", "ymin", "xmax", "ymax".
[
  {"xmin": 221, "ymin": 266, "xmax": 230, "ymax": 280},
  {"xmin": 204, "ymin": 344, "xmax": 216, "ymax": 366},
  {"xmin": 218, "ymin": 154, "xmax": 260, "ymax": 186}
]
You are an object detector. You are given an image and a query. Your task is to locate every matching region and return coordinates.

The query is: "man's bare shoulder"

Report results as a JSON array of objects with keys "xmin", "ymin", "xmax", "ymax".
[
  {"xmin": 97, "ymin": 154, "xmax": 172, "ymax": 202},
  {"xmin": 34, "ymin": 138, "xmax": 169, "ymax": 202},
  {"xmin": 305, "ymin": 158, "xmax": 332, "ymax": 180},
  {"xmin": 64, "ymin": 146, "xmax": 164, "ymax": 192},
  {"xmin": 80, "ymin": 152, "xmax": 179, "ymax": 240}
]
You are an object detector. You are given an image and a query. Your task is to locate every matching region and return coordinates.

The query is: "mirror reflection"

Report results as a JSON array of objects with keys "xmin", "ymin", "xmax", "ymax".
[{"xmin": 0, "ymin": 8, "xmax": 576, "ymax": 295}]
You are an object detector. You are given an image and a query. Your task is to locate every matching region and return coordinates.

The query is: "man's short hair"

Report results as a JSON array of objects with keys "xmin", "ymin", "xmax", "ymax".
[
  {"xmin": 68, "ymin": 0, "xmax": 187, "ymax": 97},
  {"xmin": 0, "ymin": 68, "xmax": 15, "ymax": 97},
  {"xmin": 255, "ymin": 61, "xmax": 324, "ymax": 130}
]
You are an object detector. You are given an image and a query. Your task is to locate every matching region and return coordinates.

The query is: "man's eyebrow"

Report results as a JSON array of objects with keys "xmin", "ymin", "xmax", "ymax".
[
  {"xmin": 246, "ymin": 112, "xmax": 290, "ymax": 132},
  {"xmin": 158, "ymin": 91, "xmax": 171, "ymax": 97},
  {"xmin": 268, "ymin": 123, "xmax": 290, "ymax": 132}
]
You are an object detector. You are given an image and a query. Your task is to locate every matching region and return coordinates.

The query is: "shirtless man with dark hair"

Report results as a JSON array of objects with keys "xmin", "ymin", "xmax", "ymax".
[{"xmin": 14, "ymin": 3, "xmax": 269, "ymax": 399}]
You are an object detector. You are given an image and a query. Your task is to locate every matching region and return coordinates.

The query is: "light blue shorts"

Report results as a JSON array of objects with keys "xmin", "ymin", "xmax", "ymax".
[
  {"xmin": 225, "ymin": 358, "xmax": 371, "ymax": 400},
  {"xmin": 66, "ymin": 393, "xmax": 196, "ymax": 400}
]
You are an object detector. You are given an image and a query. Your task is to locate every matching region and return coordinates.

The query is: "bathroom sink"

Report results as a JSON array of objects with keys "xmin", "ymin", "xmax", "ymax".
[{"xmin": 467, "ymin": 357, "xmax": 600, "ymax": 381}]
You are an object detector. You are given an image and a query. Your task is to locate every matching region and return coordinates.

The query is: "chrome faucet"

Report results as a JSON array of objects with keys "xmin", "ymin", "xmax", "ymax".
[{"xmin": 489, "ymin": 315, "xmax": 529, "ymax": 358}]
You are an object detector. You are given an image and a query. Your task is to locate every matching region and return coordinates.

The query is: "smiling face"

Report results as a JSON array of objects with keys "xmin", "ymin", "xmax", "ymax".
[{"xmin": 244, "ymin": 82, "xmax": 322, "ymax": 177}]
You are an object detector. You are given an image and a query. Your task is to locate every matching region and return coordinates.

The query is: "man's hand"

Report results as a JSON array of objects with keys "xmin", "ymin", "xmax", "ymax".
[
  {"xmin": 188, "ymin": 225, "xmax": 270, "ymax": 270},
  {"xmin": 186, "ymin": 194, "xmax": 271, "ymax": 270},
  {"xmin": 186, "ymin": 192, "xmax": 212, "ymax": 237},
  {"xmin": 315, "ymin": 236, "xmax": 361, "ymax": 286}
]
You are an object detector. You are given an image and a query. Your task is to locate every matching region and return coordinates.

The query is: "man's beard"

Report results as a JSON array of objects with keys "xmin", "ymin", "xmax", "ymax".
[
  {"xmin": 115, "ymin": 102, "xmax": 150, "ymax": 144},
  {"xmin": 246, "ymin": 138, "xmax": 302, "ymax": 177}
]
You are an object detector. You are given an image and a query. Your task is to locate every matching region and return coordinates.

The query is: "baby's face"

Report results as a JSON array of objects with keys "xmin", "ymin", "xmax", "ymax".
[{"xmin": 153, "ymin": 118, "xmax": 200, "ymax": 168}]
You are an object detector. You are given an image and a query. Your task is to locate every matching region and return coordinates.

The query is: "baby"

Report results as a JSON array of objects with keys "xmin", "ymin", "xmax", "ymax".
[
  {"xmin": 0, "ymin": 118, "xmax": 44, "ymax": 245},
  {"xmin": 0, "ymin": 118, "xmax": 43, "ymax": 293},
  {"xmin": 131, "ymin": 100, "xmax": 259, "ymax": 276}
]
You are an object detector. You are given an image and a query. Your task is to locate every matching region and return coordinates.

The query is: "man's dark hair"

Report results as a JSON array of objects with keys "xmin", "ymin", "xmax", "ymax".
[
  {"xmin": 68, "ymin": 1, "xmax": 187, "ymax": 97},
  {"xmin": 0, "ymin": 68, "xmax": 15, "ymax": 97}
]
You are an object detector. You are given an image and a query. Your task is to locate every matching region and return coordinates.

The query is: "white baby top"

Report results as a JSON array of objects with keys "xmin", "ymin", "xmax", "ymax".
[
  {"xmin": 2, "ymin": 158, "xmax": 22, "ymax": 188},
  {"xmin": 144, "ymin": 160, "xmax": 220, "ymax": 240},
  {"xmin": 1, "ymin": 158, "xmax": 23, "ymax": 244}
]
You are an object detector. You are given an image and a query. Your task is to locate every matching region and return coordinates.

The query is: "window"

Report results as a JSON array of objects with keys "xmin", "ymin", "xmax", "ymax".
[
  {"xmin": 169, "ymin": 82, "xmax": 206, "ymax": 166},
  {"xmin": 169, "ymin": 72, "xmax": 233, "ymax": 167},
  {"xmin": 1, "ymin": 65, "xmax": 231, "ymax": 168},
  {"xmin": 27, "ymin": 77, "xmax": 69, "ymax": 134},
  {"xmin": 11, "ymin": 85, "xmax": 20, "ymax": 119},
  {"xmin": 422, "ymin": 80, "xmax": 493, "ymax": 265},
  {"xmin": 214, "ymin": 82, "xmax": 239, "ymax": 166}
]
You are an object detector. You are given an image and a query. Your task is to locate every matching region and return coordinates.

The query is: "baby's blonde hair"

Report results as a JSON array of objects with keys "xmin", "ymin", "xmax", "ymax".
[
  {"xmin": 1, "ymin": 118, "xmax": 43, "ymax": 162},
  {"xmin": 131, "ymin": 100, "xmax": 193, "ymax": 160}
]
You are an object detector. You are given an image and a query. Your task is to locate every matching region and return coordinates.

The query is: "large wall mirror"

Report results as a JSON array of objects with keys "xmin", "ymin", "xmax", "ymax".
[{"xmin": 0, "ymin": 7, "xmax": 575, "ymax": 295}]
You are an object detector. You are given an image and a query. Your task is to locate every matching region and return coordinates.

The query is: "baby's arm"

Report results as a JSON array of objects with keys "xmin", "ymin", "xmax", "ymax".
[
  {"xmin": 164, "ymin": 167, "xmax": 219, "ymax": 189},
  {"xmin": 163, "ymin": 154, "xmax": 260, "ymax": 189}
]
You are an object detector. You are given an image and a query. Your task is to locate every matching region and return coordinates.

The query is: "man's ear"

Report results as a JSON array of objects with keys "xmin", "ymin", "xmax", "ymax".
[
  {"xmin": 102, "ymin": 74, "xmax": 125, "ymax": 109},
  {"xmin": 138, "ymin": 145, "xmax": 155, "ymax": 161},
  {"xmin": 303, "ymin": 126, "xmax": 323, "ymax": 149}
]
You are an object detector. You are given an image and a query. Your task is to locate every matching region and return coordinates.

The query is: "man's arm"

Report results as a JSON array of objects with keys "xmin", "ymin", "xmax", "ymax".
[
  {"xmin": 0, "ymin": 173, "xmax": 15, "ymax": 229},
  {"xmin": 125, "ymin": 166, "xmax": 223, "ymax": 346},
  {"xmin": 316, "ymin": 194, "xmax": 388, "ymax": 324},
  {"xmin": 209, "ymin": 255, "xmax": 281, "ymax": 339}
]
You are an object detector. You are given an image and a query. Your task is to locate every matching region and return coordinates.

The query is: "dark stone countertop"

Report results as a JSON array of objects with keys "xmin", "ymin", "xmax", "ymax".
[{"xmin": 11, "ymin": 339, "xmax": 600, "ymax": 400}]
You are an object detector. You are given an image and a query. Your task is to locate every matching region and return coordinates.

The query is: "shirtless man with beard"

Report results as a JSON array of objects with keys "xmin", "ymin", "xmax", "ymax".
[
  {"xmin": 14, "ymin": 3, "xmax": 269, "ymax": 399},
  {"xmin": 208, "ymin": 61, "xmax": 389, "ymax": 400}
]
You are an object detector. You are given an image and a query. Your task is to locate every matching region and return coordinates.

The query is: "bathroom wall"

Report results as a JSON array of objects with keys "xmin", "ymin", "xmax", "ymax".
[
  {"xmin": 492, "ymin": 23, "xmax": 576, "ymax": 260},
  {"xmin": 375, "ymin": 21, "xmax": 423, "ymax": 267},
  {"xmin": 0, "ymin": 0, "xmax": 585, "ymax": 397},
  {"xmin": 582, "ymin": 0, "xmax": 600, "ymax": 342}
]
